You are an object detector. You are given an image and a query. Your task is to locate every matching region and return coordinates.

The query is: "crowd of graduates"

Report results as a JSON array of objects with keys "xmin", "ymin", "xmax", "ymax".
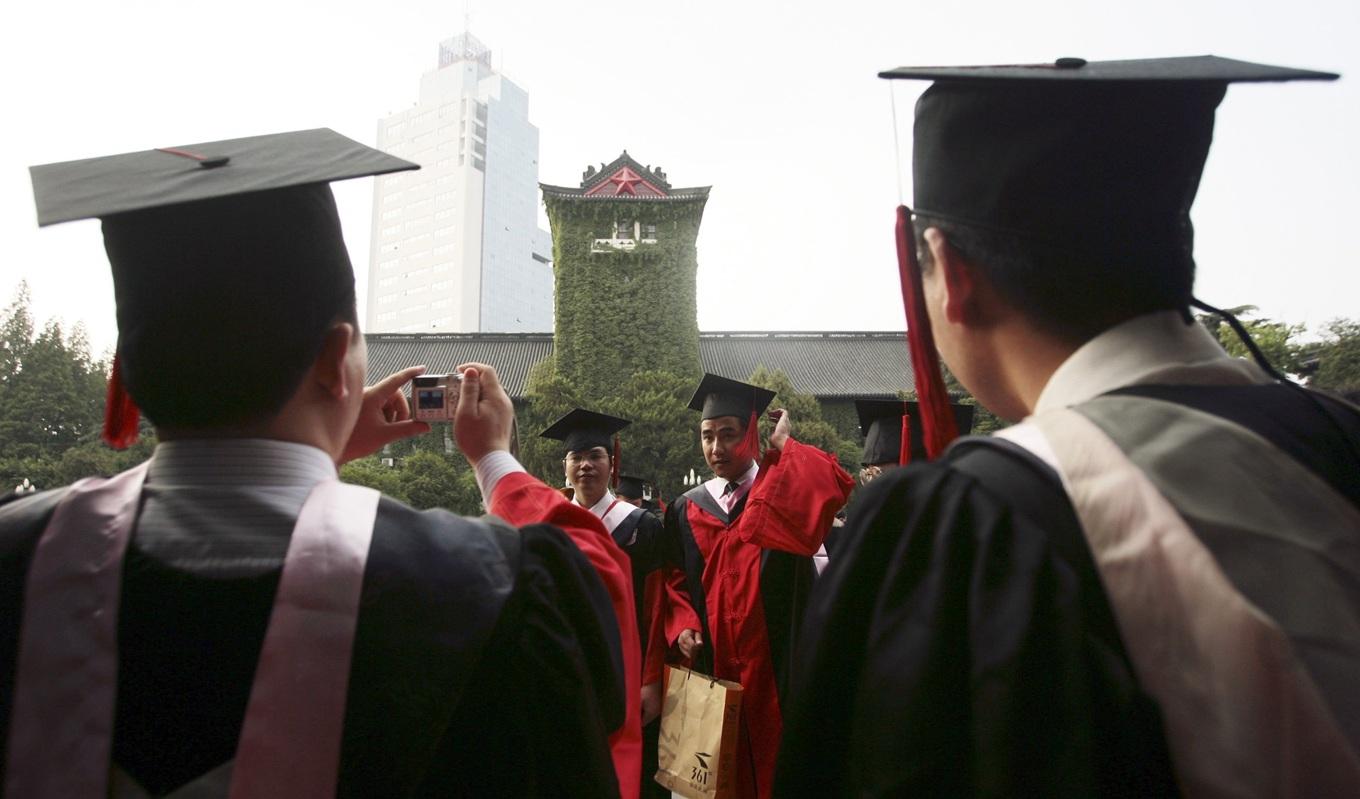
[{"xmin": 3, "ymin": 54, "xmax": 1359, "ymax": 799}]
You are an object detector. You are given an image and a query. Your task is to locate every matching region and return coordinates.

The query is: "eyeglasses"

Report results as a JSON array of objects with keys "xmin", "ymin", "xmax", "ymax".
[{"xmin": 564, "ymin": 449, "xmax": 610, "ymax": 466}]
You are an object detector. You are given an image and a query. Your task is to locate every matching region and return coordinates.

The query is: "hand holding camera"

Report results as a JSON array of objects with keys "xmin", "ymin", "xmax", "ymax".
[
  {"xmin": 451, "ymin": 362, "xmax": 516, "ymax": 465},
  {"xmin": 339, "ymin": 365, "xmax": 432, "ymax": 464}
]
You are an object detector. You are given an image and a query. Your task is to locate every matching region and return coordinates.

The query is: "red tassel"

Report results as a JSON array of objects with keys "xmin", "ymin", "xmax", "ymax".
[
  {"xmin": 611, "ymin": 435, "xmax": 621, "ymax": 491},
  {"xmin": 738, "ymin": 409, "xmax": 761, "ymax": 463},
  {"xmin": 895, "ymin": 206, "xmax": 958, "ymax": 459},
  {"xmin": 899, "ymin": 411, "xmax": 912, "ymax": 466},
  {"xmin": 102, "ymin": 353, "xmax": 140, "ymax": 450}
]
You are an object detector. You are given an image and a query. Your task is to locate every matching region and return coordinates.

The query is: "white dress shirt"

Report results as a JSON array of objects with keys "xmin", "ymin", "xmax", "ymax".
[
  {"xmin": 703, "ymin": 460, "xmax": 759, "ymax": 515},
  {"xmin": 574, "ymin": 490, "xmax": 637, "ymax": 540}
]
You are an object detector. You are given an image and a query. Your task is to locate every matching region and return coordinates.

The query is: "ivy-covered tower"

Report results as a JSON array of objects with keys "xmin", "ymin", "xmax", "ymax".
[{"xmin": 541, "ymin": 153, "xmax": 709, "ymax": 399}]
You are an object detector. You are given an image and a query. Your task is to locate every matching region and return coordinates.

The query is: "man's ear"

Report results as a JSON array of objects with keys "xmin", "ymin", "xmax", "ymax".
[
  {"xmin": 313, "ymin": 322, "xmax": 355, "ymax": 401},
  {"xmin": 924, "ymin": 228, "xmax": 979, "ymax": 325}
]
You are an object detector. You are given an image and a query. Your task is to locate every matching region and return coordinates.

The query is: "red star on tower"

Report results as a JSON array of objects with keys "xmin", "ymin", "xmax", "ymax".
[{"xmin": 608, "ymin": 167, "xmax": 642, "ymax": 196}]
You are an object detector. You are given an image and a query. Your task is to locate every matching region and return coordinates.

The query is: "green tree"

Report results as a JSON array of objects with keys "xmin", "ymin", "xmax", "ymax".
[
  {"xmin": 340, "ymin": 456, "xmax": 411, "ymax": 503},
  {"xmin": 0, "ymin": 283, "xmax": 148, "ymax": 490},
  {"xmin": 340, "ymin": 447, "xmax": 482, "ymax": 515},
  {"xmin": 748, "ymin": 365, "xmax": 860, "ymax": 472},
  {"xmin": 517, "ymin": 357, "xmax": 584, "ymax": 487},
  {"xmin": 398, "ymin": 450, "xmax": 481, "ymax": 513},
  {"xmin": 603, "ymin": 370, "xmax": 708, "ymax": 499},
  {"xmin": 1197, "ymin": 306, "xmax": 1307, "ymax": 375},
  {"xmin": 518, "ymin": 359, "xmax": 705, "ymax": 501},
  {"xmin": 1307, "ymin": 318, "xmax": 1360, "ymax": 393},
  {"xmin": 544, "ymin": 191, "xmax": 705, "ymax": 400}
]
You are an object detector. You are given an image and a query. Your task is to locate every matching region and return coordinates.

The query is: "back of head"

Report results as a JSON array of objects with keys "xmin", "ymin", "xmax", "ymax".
[
  {"xmin": 102, "ymin": 184, "xmax": 356, "ymax": 429},
  {"xmin": 913, "ymin": 79, "xmax": 1225, "ymax": 342}
]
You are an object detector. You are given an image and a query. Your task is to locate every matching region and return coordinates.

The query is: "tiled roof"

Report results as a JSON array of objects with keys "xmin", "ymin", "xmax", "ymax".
[
  {"xmin": 366, "ymin": 333, "xmax": 552, "ymax": 396},
  {"xmin": 699, "ymin": 332, "xmax": 915, "ymax": 398},
  {"xmin": 582, "ymin": 152, "xmax": 672, "ymax": 191},
  {"xmin": 366, "ymin": 331, "xmax": 914, "ymax": 399},
  {"xmin": 539, "ymin": 183, "xmax": 710, "ymax": 201}
]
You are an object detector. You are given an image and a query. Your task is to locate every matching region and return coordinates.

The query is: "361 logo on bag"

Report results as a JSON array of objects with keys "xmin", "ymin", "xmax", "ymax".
[{"xmin": 689, "ymin": 752, "xmax": 712, "ymax": 788}]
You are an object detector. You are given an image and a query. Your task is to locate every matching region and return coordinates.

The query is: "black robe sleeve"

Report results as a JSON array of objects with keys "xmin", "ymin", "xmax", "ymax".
[
  {"xmin": 416, "ymin": 521, "xmax": 624, "ymax": 798},
  {"xmin": 773, "ymin": 443, "xmax": 1176, "ymax": 798}
]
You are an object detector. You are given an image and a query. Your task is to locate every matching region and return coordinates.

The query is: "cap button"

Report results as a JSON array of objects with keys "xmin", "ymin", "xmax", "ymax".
[
  {"xmin": 1054, "ymin": 57, "xmax": 1087, "ymax": 69},
  {"xmin": 199, "ymin": 155, "xmax": 230, "ymax": 169}
]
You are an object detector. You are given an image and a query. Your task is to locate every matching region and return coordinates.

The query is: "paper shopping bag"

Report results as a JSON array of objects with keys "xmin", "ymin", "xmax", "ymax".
[{"xmin": 654, "ymin": 665, "xmax": 743, "ymax": 799}]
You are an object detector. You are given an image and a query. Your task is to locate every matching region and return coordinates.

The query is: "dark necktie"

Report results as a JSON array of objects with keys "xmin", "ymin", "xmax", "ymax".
[{"xmin": 722, "ymin": 481, "xmax": 741, "ymax": 497}]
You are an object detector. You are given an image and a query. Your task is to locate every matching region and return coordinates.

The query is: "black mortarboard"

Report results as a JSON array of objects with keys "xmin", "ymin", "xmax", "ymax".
[
  {"xmin": 616, "ymin": 475, "xmax": 650, "ymax": 500},
  {"xmin": 881, "ymin": 56, "xmax": 1338, "ymax": 293},
  {"xmin": 31, "ymin": 128, "xmax": 417, "ymax": 227},
  {"xmin": 687, "ymin": 374, "xmax": 776, "ymax": 421},
  {"xmin": 855, "ymin": 399, "xmax": 976, "ymax": 466},
  {"xmin": 29, "ymin": 129, "xmax": 418, "ymax": 445},
  {"xmin": 876, "ymin": 56, "xmax": 1337, "ymax": 460},
  {"xmin": 540, "ymin": 409, "xmax": 631, "ymax": 455}
]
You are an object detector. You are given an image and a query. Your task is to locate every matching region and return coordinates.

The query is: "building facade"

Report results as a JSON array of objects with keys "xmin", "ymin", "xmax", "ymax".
[
  {"xmin": 367, "ymin": 32, "xmax": 553, "ymax": 334},
  {"xmin": 541, "ymin": 153, "xmax": 710, "ymax": 399}
]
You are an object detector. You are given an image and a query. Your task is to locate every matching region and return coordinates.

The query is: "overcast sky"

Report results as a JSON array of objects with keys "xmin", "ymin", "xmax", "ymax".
[{"xmin": 2, "ymin": 0, "xmax": 1356, "ymax": 355}]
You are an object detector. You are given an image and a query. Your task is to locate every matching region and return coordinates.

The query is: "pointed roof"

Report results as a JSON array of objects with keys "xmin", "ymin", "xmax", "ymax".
[{"xmin": 541, "ymin": 151, "xmax": 710, "ymax": 201}]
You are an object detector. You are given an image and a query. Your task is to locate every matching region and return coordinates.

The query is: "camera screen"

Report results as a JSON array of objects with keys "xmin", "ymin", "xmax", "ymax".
[{"xmin": 417, "ymin": 389, "xmax": 445, "ymax": 410}]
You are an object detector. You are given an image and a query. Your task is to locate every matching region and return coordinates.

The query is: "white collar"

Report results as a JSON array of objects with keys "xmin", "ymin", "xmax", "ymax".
[
  {"xmin": 1033, "ymin": 310, "xmax": 1271, "ymax": 414},
  {"xmin": 148, "ymin": 438, "xmax": 337, "ymax": 488},
  {"xmin": 704, "ymin": 460, "xmax": 759, "ymax": 506},
  {"xmin": 575, "ymin": 490, "xmax": 617, "ymax": 518}
]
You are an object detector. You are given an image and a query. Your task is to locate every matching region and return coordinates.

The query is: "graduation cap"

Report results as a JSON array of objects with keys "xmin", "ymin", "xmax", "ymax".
[
  {"xmin": 855, "ymin": 399, "xmax": 976, "ymax": 466},
  {"xmin": 687, "ymin": 373, "xmax": 776, "ymax": 421},
  {"xmin": 540, "ymin": 408, "xmax": 631, "ymax": 454},
  {"xmin": 29, "ymin": 128, "xmax": 418, "ymax": 447},
  {"xmin": 687, "ymin": 373, "xmax": 777, "ymax": 462},
  {"xmin": 878, "ymin": 56, "xmax": 1338, "ymax": 459},
  {"xmin": 616, "ymin": 475, "xmax": 651, "ymax": 501},
  {"xmin": 540, "ymin": 408, "xmax": 631, "ymax": 489}
]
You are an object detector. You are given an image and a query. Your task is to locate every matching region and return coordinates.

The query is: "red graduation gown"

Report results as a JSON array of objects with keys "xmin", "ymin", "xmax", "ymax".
[
  {"xmin": 491, "ymin": 472, "xmax": 643, "ymax": 799},
  {"xmin": 664, "ymin": 440, "xmax": 852, "ymax": 799}
]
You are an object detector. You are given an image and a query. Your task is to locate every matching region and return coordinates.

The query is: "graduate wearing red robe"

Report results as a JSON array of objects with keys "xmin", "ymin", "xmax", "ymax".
[{"xmin": 663, "ymin": 375, "xmax": 853, "ymax": 799}]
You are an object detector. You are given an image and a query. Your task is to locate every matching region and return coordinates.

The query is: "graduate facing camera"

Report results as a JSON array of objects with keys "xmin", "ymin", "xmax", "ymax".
[
  {"xmin": 687, "ymin": 373, "xmax": 777, "ymax": 482},
  {"xmin": 660, "ymin": 372, "xmax": 852, "ymax": 798},
  {"xmin": 540, "ymin": 407, "xmax": 630, "ymax": 506}
]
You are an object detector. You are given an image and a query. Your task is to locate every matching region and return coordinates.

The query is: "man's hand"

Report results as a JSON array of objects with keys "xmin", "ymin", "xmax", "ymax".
[
  {"xmin": 677, "ymin": 628, "xmax": 704, "ymax": 660},
  {"xmin": 339, "ymin": 366, "xmax": 431, "ymax": 464},
  {"xmin": 768, "ymin": 408, "xmax": 792, "ymax": 452},
  {"xmin": 641, "ymin": 682, "xmax": 662, "ymax": 726},
  {"xmin": 452, "ymin": 362, "xmax": 516, "ymax": 465}
]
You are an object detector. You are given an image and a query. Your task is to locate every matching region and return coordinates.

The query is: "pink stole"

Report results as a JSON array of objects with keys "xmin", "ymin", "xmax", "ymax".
[{"xmin": 4, "ymin": 463, "xmax": 380, "ymax": 798}]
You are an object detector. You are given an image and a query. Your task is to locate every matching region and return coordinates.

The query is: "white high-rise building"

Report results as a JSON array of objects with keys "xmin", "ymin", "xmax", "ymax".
[{"xmin": 367, "ymin": 32, "xmax": 553, "ymax": 333}]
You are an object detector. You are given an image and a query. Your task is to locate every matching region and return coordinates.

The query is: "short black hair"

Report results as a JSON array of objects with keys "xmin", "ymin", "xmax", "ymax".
[
  {"xmin": 915, "ymin": 213, "xmax": 1194, "ymax": 344},
  {"xmin": 106, "ymin": 185, "xmax": 359, "ymax": 429}
]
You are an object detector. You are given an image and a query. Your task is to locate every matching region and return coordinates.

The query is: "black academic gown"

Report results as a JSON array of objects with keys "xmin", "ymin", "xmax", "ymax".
[
  {"xmin": 0, "ymin": 493, "xmax": 624, "ymax": 798},
  {"xmin": 609, "ymin": 505, "xmax": 668, "ymax": 799},
  {"xmin": 775, "ymin": 383, "xmax": 1360, "ymax": 798},
  {"xmin": 611, "ymin": 505, "xmax": 665, "ymax": 654},
  {"xmin": 773, "ymin": 440, "xmax": 1175, "ymax": 798}
]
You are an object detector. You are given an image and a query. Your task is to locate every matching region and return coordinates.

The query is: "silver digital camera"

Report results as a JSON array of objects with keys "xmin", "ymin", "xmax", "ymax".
[{"xmin": 412, "ymin": 372, "xmax": 463, "ymax": 422}]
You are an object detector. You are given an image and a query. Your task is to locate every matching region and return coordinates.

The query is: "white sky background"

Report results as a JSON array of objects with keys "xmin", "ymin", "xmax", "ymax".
[{"xmin": 1, "ymin": 0, "xmax": 1356, "ymax": 356}]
